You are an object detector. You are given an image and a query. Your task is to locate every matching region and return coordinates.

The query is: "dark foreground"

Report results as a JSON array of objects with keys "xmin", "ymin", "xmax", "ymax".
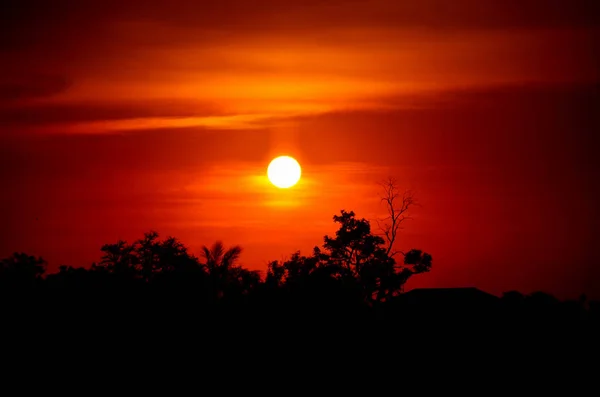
[
  {"xmin": 2, "ymin": 288, "xmax": 598, "ymax": 392},
  {"xmin": 4, "ymin": 286, "xmax": 598, "ymax": 349}
]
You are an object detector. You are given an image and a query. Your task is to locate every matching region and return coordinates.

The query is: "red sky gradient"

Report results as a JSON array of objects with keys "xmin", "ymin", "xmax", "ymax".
[{"xmin": 1, "ymin": 0, "xmax": 599, "ymax": 299}]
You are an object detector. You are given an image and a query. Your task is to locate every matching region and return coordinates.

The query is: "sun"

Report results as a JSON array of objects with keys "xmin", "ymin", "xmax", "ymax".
[{"xmin": 267, "ymin": 156, "xmax": 302, "ymax": 188}]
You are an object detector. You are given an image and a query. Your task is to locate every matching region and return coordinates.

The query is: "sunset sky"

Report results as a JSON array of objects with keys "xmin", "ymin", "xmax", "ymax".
[{"xmin": 1, "ymin": 0, "xmax": 599, "ymax": 299}]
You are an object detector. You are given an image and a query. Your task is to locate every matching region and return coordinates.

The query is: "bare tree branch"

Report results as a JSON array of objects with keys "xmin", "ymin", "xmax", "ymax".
[{"xmin": 376, "ymin": 177, "xmax": 418, "ymax": 257}]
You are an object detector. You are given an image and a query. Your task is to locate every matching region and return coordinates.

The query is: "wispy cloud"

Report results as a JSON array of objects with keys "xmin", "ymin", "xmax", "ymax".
[
  {"xmin": 2, "ymin": 0, "xmax": 597, "ymax": 135},
  {"xmin": 35, "ymin": 114, "xmax": 279, "ymax": 134},
  {"xmin": 0, "ymin": 74, "xmax": 71, "ymax": 103}
]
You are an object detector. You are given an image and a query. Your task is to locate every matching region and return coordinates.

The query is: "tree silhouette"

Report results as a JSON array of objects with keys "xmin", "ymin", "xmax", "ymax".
[
  {"xmin": 137, "ymin": 231, "xmax": 161, "ymax": 281},
  {"xmin": 0, "ymin": 252, "xmax": 47, "ymax": 289},
  {"xmin": 50, "ymin": 265, "xmax": 91, "ymax": 285},
  {"xmin": 98, "ymin": 239, "xmax": 138, "ymax": 279},
  {"xmin": 201, "ymin": 241, "xmax": 259, "ymax": 299},
  {"xmin": 266, "ymin": 260, "xmax": 286, "ymax": 288},
  {"xmin": 321, "ymin": 210, "xmax": 390, "ymax": 301},
  {"xmin": 323, "ymin": 210, "xmax": 387, "ymax": 277},
  {"xmin": 376, "ymin": 177, "xmax": 417, "ymax": 257},
  {"xmin": 201, "ymin": 241, "xmax": 241, "ymax": 276},
  {"xmin": 402, "ymin": 249, "xmax": 432, "ymax": 274},
  {"xmin": 262, "ymin": 209, "xmax": 433, "ymax": 304},
  {"xmin": 95, "ymin": 232, "xmax": 202, "ymax": 284},
  {"xmin": 138, "ymin": 232, "xmax": 200, "ymax": 278},
  {"xmin": 319, "ymin": 210, "xmax": 432, "ymax": 303},
  {"xmin": 0, "ymin": 212, "xmax": 597, "ymax": 349},
  {"xmin": 226, "ymin": 266, "xmax": 262, "ymax": 296},
  {"xmin": 266, "ymin": 249, "xmax": 328, "ymax": 292}
]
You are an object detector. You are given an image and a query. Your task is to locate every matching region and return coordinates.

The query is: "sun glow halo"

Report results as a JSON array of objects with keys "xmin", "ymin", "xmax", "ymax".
[{"xmin": 267, "ymin": 156, "xmax": 302, "ymax": 188}]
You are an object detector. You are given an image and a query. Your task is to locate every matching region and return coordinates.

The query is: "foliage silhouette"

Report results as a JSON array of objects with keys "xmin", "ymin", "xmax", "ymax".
[
  {"xmin": 0, "ymin": 207, "xmax": 598, "ymax": 351},
  {"xmin": 201, "ymin": 241, "xmax": 260, "ymax": 300},
  {"xmin": 0, "ymin": 252, "xmax": 46, "ymax": 290}
]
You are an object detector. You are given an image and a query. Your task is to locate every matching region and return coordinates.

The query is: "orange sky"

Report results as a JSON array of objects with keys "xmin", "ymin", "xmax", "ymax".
[{"xmin": 1, "ymin": 0, "xmax": 599, "ymax": 299}]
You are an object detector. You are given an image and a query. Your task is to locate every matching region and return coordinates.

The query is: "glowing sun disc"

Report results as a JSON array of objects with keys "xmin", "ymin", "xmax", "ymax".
[{"xmin": 267, "ymin": 156, "xmax": 302, "ymax": 188}]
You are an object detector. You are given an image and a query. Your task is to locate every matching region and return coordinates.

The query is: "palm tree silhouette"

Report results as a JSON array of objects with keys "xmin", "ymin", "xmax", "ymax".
[
  {"xmin": 201, "ymin": 241, "xmax": 241, "ymax": 274},
  {"xmin": 201, "ymin": 241, "xmax": 243, "ymax": 299}
]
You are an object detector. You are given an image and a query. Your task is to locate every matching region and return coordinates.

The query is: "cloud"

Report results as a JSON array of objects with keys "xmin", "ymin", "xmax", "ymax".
[
  {"xmin": 35, "ymin": 114, "xmax": 283, "ymax": 134},
  {"xmin": 1, "ymin": 1, "xmax": 597, "ymax": 135},
  {"xmin": 0, "ymin": 74, "xmax": 70, "ymax": 102},
  {"xmin": 0, "ymin": 99, "xmax": 227, "ymax": 129},
  {"xmin": 3, "ymin": 1, "xmax": 597, "ymax": 39},
  {"xmin": 2, "ymin": 81, "xmax": 597, "ymax": 136}
]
